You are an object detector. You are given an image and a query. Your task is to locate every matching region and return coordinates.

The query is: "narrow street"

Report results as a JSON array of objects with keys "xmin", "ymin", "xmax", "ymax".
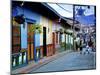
[
  {"xmin": 11, "ymin": 2, "xmax": 96, "ymax": 74},
  {"xmin": 29, "ymin": 51, "xmax": 96, "ymax": 73}
]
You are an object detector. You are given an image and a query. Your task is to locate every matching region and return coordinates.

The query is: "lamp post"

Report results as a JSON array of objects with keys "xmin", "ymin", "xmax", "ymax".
[
  {"xmin": 73, "ymin": 5, "xmax": 85, "ymax": 51},
  {"xmin": 72, "ymin": 5, "xmax": 75, "ymax": 51}
]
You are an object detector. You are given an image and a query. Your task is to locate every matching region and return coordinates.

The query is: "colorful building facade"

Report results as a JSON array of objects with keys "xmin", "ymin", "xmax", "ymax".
[{"xmin": 12, "ymin": 1, "xmax": 78, "ymax": 69}]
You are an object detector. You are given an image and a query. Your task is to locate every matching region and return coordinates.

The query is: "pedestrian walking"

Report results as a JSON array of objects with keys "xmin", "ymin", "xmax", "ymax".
[
  {"xmin": 75, "ymin": 36, "xmax": 80, "ymax": 51},
  {"xmin": 80, "ymin": 43, "xmax": 86, "ymax": 54},
  {"xmin": 80, "ymin": 43, "xmax": 90, "ymax": 54},
  {"xmin": 80, "ymin": 40, "xmax": 83, "ymax": 54},
  {"xmin": 88, "ymin": 38, "xmax": 93, "ymax": 52}
]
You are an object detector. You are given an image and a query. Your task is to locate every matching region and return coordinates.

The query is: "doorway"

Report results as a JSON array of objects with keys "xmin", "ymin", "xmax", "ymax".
[
  {"xmin": 52, "ymin": 32, "xmax": 55, "ymax": 54},
  {"xmin": 43, "ymin": 27, "xmax": 47, "ymax": 56},
  {"xmin": 27, "ymin": 23, "xmax": 34, "ymax": 61}
]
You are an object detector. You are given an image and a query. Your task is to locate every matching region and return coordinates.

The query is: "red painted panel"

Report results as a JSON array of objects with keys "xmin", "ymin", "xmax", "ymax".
[
  {"xmin": 52, "ymin": 32, "xmax": 56, "ymax": 54},
  {"xmin": 56, "ymin": 32, "xmax": 58, "ymax": 44},
  {"xmin": 12, "ymin": 26, "xmax": 21, "ymax": 53}
]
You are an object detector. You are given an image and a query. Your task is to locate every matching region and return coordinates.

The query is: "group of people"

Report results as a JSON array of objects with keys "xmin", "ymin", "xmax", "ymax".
[{"xmin": 75, "ymin": 36, "xmax": 95, "ymax": 54}]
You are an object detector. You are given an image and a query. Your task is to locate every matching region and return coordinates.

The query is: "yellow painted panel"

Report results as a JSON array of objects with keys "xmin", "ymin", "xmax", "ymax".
[
  {"xmin": 48, "ymin": 19, "xmax": 53, "ymax": 44},
  {"xmin": 31, "ymin": 44, "xmax": 34, "ymax": 59},
  {"xmin": 28, "ymin": 44, "xmax": 30, "ymax": 61},
  {"xmin": 49, "ymin": 19, "xmax": 52, "ymax": 32},
  {"xmin": 40, "ymin": 16, "xmax": 54, "ymax": 45}
]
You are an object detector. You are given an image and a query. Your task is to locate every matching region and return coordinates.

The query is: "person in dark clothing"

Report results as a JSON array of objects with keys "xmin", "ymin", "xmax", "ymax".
[
  {"xmin": 80, "ymin": 40, "xmax": 83, "ymax": 51},
  {"xmin": 80, "ymin": 43, "xmax": 86, "ymax": 54},
  {"xmin": 88, "ymin": 39, "xmax": 93, "ymax": 47},
  {"xmin": 88, "ymin": 38, "xmax": 93, "ymax": 53}
]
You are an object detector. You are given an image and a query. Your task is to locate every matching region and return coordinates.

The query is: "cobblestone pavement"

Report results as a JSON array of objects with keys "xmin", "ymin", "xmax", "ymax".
[{"xmin": 30, "ymin": 51, "xmax": 96, "ymax": 73}]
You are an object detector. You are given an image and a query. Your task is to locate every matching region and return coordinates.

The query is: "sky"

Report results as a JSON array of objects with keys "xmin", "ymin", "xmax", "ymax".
[
  {"xmin": 47, "ymin": 3, "xmax": 95, "ymax": 17},
  {"xmin": 47, "ymin": 3, "xmax": 73, "ymax": 17},
  {"xmin": 47, "ymin": 3, "xmax": 95, "ymax": 25}
]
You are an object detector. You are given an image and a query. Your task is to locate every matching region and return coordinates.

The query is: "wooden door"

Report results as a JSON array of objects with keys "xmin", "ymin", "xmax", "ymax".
[
  {"xmin": 43, "ymin": 27, "xmax": 47, "ymax": 56},
  {"xmin": 56, "ymin": 32, "xmax": 58, "ymax": 44},
  {"xmin": 27, "ymin": 24, "xmax": 34, "ymax": 61},
  {"xmin": 12, "ymin": 25, "xmax": 21, "ymax": 53},
  {"xmin": 52, "ymin": 32, "xmax": 56, "ymax": 54}
]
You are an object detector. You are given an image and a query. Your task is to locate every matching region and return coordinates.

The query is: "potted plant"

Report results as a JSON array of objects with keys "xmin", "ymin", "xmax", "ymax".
[
  {"xmin": 59, "ymin": 28, "xmax": 64, "ymax": 34},
  {"xmin": 29, "ymin": 24, "xmax": 42, "ymax": 34},
  {"xmin": 20, "ymin": 49, "xmax": 26, "ymax": 53},
  {"xmin": 14, "ymin": 14, "xmax": 25, "ymax": 24},
  {"xmin": 13, "ymin": 17, "xmax": 19, "ymax": 26}
]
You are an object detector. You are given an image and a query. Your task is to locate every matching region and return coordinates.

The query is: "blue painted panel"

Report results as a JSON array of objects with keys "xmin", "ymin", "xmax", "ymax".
[
  {"xmin": 16, "ymin": 7, "xmax": 40, "ymax": 23},
  {"xmin": 21, "ymin": 23, "xmax": 27, "ymax": 48},
  {"xmin": 35, "ymin": 34, "xmax": 40, "ymax": 47},
  {"xmin": 25, "ymin": 18, "xmax": 36, "ymax": 23},
  {"xmin": 12, "ymin": 6, "xmax": 18, "ymax": 17}
]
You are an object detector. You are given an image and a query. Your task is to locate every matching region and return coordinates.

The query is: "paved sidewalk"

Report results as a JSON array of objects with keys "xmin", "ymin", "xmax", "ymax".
[{"xmin": 11, "ymin": 50, "xmax": 73, "ymax": 74}]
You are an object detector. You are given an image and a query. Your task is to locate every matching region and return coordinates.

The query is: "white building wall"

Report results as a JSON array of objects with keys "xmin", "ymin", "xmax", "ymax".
[
  {"xmin": 40, "ymin": 16, "xmax": 53, "ymax": 45},
  {"xmin": 62, "ymin": 34, "xmax": 65, "ymax": 42},
  {"xmin": 66, "ymin": 34, "xmax": 68, "ymax": 44}
]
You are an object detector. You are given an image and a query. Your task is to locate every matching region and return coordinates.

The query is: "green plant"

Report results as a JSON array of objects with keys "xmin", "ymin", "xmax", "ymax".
[
  {"xmin": 66, "ymin": 43, "xmax": 73, "ymax": 49},
  {"xmin": 59, "ymin": 28, "xmax": 64, "ymax": 34},
  {"xmin": 55, "ymin": 30, "xmax": 59, "ymax": 33},
  {"xmin": 28, "ymin": 24, "xmax": 42, "ymax": 34},
  {"xmin": 36, "ymin": 47, "xmax": 40, "ymax": 51},
  {"xmin": 20, "ymin": 49, "xmax": 26, "ymax": 52},
  {"xmin": 60, "ymin": 42, "xmax": 66, "ymax": 48},
  {"xmin": 32, "ymin": 24, "xmax": 42, "ymax": 34},
  {"xmin": 60, "ymin": 42, "xmax": 74, "ymax": 50}
]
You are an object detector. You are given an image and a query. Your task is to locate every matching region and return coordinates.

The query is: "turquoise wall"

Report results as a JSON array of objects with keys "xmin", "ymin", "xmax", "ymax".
[
  {"xmin": 16, "ymin": 6, "xmax": 41, "ymax": 48},
  {"xmin": 21, "ymin": 23, "xmax": 27, "ymax": 48}
]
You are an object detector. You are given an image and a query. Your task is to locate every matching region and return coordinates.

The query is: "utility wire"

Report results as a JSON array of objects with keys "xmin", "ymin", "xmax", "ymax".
[{"xmin": 56, "ymin": 3, "xmax": 72, "ymax": 13}]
